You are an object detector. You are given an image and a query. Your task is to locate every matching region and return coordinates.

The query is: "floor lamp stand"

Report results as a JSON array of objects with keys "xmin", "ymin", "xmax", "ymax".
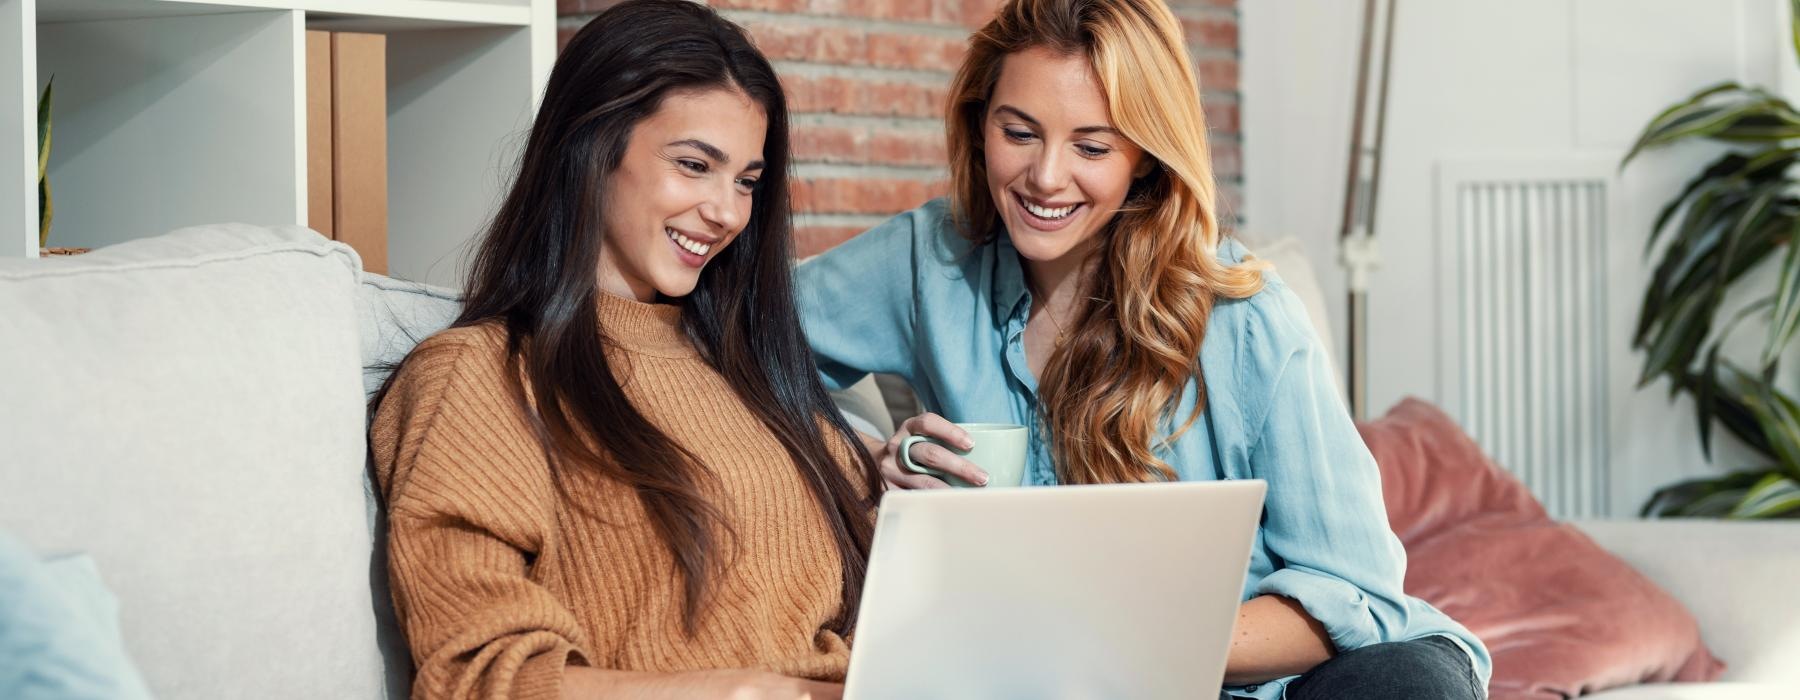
[{"xmin": 1340, "ymin": 0, "xmax": 1396, "ymax": 421}]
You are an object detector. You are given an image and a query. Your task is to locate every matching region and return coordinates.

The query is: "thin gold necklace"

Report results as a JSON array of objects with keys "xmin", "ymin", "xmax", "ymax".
[{"xmin": 1029, "ymin": 281, "xmax": 1073, "ymax": 344}]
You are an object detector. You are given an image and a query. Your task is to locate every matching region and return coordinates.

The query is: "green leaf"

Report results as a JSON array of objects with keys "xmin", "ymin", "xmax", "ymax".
[
  {"xmin": 1624, "ymin": 82, "xmax": 1748, "ymax": 166},
  {"xmin": 1791, "ymin": 0, "xmax": 1800, "ymax": 72},
  {"xmin": 1626, "ymin": 104, "xmax": 1734, "ymax": 164},
  {"xmin": 1729, "ymin": 472, "xmax": 1800, "ymax": 517},
  {"xmin": 38, "ymin": 179, "xmax": 52, "ymax": 250},
  {"xmin": 1697, "ymin": 344, "xmax": 1722, "ymax": 455},
  {"xmin": 1634, "ymin": 186, "xmax": 1734, "ymax": 347},
  {"xmin": 1641, "ymin": 185, "xmax": 1786, "ymax": 376},
  {"xmin": 1638, "ymin": 288, "xmax": 1714, "ymax": 386},
  {"xmin": 1639, "ymin": 187, "xmax": 1780, "ymax": 388},
  {"xmin": 1752, "ymin": 380, "xmax": 1800, "ymax": 475},
  {"xmin": 1625, "ymin": 88, "xmax": 1800, "ymax": 163},
  {"xmin": 36, "ymin": 77, "xmax": 50, "ymax": 177},
  {"xmin": 1766, "ymin": 222, "xmax": 1800, "ymax": 368},
  {"xmin": 1658, "ymin": 189, "xmax": 1735, "ymax": 291},
  {"xmin": 1647, "ymin": 154, "xmax": 1754, "ymax": 257},
  {"xmin": 36, "ymin": 76, "xmax": 52, "ymax": 248},
  {"xmin": 1688, "ymin": 295, "xmax": 1777, "ymax": 455},
  {"xmin": 1642, "ymin": 468, "xmax": 1772, "ymax": 517},
  {"xmin": 1739, "ymin": 144, "xmax": 1800, "ymax": 174},
  {"xmin": 1715, "ymin": 126, "xmax": 1800, "ymax": 141},
  {"xmin": 1706, "ymin": 359, "xmax": 1778, "ymax": 453},
  {"xmin": 1700, "ymin": 370, "xmax": 1776, "ymax": 456},
  {"xmin": 1682, "ymin": 487, "xmax": 1754, "ymax": 516}
]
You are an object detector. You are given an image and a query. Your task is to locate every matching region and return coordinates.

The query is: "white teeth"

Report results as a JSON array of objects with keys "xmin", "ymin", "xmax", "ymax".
[
  {"xmin": 1023, "ymin": 200, "xmax": 1076, "ymax": 219},
  {"xmin": 666, "ymin": 228, "xmax": 711, "ymax": 256}
]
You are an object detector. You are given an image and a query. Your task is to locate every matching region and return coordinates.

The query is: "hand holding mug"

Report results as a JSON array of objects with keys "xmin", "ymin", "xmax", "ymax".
[
  {"xmin": 879, "ymin": 413, "xmax": 984, "ymax": 490},
  {"xmin": 882, "ymin": 415, "xmax": 1029, "ymax": 489}
]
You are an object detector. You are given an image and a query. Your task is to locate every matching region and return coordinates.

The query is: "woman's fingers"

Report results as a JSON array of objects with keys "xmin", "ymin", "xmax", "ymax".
[
  {"xmin": 898, "ymin": 413, "xmax": 973, "ymax": 450},
  {"xmin": 879, "ymin": 412, "xmax": 987, "ymax": 489},
  {"xmin": 902, "ymin": 441, "xmax": 989, "ymax": 486},
  {"xmin": 890, "ymin": 471, "xmax": 952, "ymax": 490}
]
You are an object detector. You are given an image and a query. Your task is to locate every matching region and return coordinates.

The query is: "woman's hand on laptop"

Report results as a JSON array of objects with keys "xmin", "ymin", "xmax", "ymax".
[{"xmin": 871, "ymin": 413, "xmax": 986, "ymax": 489}]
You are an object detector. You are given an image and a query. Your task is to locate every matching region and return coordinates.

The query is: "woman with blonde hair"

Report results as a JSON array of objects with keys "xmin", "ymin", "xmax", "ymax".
[{"xmin": 797, "ymin": 0, "xmax": 1489, "ymax": 697}]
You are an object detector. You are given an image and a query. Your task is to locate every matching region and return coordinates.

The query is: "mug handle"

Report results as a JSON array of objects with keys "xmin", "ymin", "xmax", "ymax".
[{"xmin": 899, "ymin": 435, "xmax": 946, "ymax": 477}]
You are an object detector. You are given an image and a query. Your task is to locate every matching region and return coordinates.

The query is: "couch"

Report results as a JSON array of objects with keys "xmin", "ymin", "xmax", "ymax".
[{"xmin": 2, "ymin": 224, "xmax": 1796, "ymax": 698}]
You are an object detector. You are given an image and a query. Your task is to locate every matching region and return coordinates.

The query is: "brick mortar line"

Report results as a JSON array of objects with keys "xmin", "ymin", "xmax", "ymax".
[
  {"xmin": 717, "ymin": 9, "xmax": 975, "ymax": 39},
  {"xmin": 1171, "ymin": 5, "xmax": 1239, "ymax": 22},
  {"xmin": 793, "ymin": 163, "xmax": 948, "ymax": 180},
  {"xmin": 792, "ymin": 113, "xmax": 946, "ymax": 131},
  {"xmin": 773, "ymin": 60, "xmax": 951, "ymax": 83},
  {"xmin": 795, "ymin": 213, "xmax": 890, "ymax": 227},
  {"xmin": 1190, "ymin": 46, "xmax": 1240, "ymax": 60}
]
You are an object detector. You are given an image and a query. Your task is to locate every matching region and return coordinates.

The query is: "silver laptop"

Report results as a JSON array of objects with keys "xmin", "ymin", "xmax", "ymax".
[{"xmin": 844, "ymin": 480, "xmax": 1267, "ymax": 700}]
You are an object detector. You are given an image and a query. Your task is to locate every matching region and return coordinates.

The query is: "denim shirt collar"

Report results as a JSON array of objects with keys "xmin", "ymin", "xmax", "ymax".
[{"xmin": 992, "ymin": 231, "xmax": 1031, "ymax": 322}]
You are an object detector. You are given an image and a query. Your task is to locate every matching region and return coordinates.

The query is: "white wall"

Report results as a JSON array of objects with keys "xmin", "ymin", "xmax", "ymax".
[
  {"xmin": 2, "ymin": 0, "xmax": 34, "ymax": 257},
  {"xmin": 1244, "ymin": 0, "xmax": 1795, "ymax": 516}
]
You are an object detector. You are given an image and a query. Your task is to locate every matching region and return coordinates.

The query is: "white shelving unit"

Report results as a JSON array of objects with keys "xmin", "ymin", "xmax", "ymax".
[{"xmin": 3, "ymin": 0, "xmax": 554, "ymax": 286}]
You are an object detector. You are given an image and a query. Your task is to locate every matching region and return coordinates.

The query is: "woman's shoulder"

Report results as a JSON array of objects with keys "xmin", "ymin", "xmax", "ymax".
[
  {"xmin": 1207, "ymin": 239, "xmax": 1318, "ymax": 363},
  {"xmin": 404, "ymin": 321, "xmax": 509, "ymax": 370},
  {"xmin": 1199, "ymin": 240, "xmax": 1333, "ymax": 438},
  {"xmin": 372, "ymin": 319, "xmax": 560, "ymax": 518},
  {"xmin": 382, "ymin": 321, "xmax": 514, "ymax": 411},
  {"xmin": 807, "ymin": 197, "xmax": 977, "ymax": 266}
]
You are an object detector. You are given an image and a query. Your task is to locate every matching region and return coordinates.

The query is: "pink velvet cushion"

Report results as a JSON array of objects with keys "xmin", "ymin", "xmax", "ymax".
[{"xmin": 1358, "ymin": 398, "xmax": 1724, "ymax": 699}]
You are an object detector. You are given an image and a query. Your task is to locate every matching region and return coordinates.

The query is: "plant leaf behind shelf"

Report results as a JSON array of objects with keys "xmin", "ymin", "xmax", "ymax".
[{"xmin": 37, "ymin": 76, "xmax": 52, "ymax": 248}]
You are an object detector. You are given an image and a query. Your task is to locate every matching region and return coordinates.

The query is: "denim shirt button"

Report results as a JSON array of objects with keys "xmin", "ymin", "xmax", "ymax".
[{"xmin": 1245, "ymin": 685, "xmax": 1258, "ymax": 692}]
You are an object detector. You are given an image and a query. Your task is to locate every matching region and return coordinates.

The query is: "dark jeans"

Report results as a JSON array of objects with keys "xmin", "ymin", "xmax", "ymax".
[{"xmin": 1225, "ymin": 636, "xmax": 1485, "ymax": 700}]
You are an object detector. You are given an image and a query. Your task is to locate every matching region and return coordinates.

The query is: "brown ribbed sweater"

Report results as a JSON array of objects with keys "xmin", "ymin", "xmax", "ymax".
[{"xmin": 370, "ymin": 292, "xmax": 864, "ymax": 700}]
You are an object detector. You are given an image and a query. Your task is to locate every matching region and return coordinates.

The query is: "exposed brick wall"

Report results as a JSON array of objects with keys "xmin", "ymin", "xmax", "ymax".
[{"xmin": 558, "ymin": 0, "xmax": 1242, "ymax": 257}]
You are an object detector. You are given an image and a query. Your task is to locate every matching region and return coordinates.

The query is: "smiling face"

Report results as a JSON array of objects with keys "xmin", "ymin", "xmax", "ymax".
[
  {"xmin": 598, "ymin": 87, "xmax": 768, "ymax": 301},
  {"xmin": 983, "ymin": 46, "xmax": 1150, "ymax": 266}
]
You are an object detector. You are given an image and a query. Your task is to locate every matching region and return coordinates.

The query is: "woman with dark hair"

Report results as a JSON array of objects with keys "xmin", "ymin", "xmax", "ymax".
[{"xmin": 369, "ymin": 1, "xmax": 879, "ymax": 697}]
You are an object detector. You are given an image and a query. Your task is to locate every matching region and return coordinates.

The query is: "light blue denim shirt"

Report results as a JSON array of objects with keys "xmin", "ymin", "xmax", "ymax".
[{"xmin": 797, "ymin": 199, "xmax": 1491, "ymax": 699}]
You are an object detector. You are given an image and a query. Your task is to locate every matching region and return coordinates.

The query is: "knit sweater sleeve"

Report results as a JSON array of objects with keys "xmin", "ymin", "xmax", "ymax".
[{"xmin": 371, "ymin": 327, "xmax": 589, "ymax": 700}]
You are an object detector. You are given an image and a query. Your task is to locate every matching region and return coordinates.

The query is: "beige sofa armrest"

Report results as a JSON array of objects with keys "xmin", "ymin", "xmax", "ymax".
[{"xmin": 1574, "ymin": 519, "xmax": 1800, "ymax": 684}]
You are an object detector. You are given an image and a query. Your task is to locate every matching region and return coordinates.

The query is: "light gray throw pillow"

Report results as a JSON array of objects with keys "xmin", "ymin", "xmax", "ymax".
[{"xmin": 0, "ymin": 224, "xmax": 388, "ymax": 698}]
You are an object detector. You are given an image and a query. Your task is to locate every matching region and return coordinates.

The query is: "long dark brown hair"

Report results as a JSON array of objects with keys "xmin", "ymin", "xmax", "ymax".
[{"xmin": 374, "ymin": 0, "xmax": 881, "ymax": 636}]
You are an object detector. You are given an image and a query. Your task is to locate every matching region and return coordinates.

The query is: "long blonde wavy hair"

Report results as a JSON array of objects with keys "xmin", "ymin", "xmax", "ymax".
[{"xmin": 947, "ymin": 0, "xmax": 1267, "ymax": 484}]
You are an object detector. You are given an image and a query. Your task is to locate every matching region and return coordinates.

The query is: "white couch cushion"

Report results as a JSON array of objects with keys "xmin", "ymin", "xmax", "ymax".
[
  {"xmin": 1576, "ymin": 520, "xmax": 1800, "ymax": 686},
  {"xmin": 352, "ymin": 272, "xmax": 461, "ymax": 698},
  {"xmin": 356, "ymin": 273, "xmax": 460, "ymax": 398},
  {"xmin": 0, "ymin": 225, "xmax": 388, "ymax": 698}
]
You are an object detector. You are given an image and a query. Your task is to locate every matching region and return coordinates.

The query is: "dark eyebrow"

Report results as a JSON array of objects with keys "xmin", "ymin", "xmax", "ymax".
[
  {"xmin": 670, "ymin": 138, "xmax": 764, "ymax": 171},
  {"xmin": 993, "ymin": 104, "xmax": 1120, "ymax": 137},
  {"xmin": 993, "ymin": 105, "xmax": 1040, "ymax": 128},
  {"xmin": 671, "ymin": 138, "xmax": 729, "ymax": 165}
]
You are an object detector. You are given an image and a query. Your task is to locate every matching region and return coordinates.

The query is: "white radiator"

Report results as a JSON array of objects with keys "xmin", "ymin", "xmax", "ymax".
[{"xmin": 1434, "ymin": 160, "xmax": 1615, "ymax": 519}]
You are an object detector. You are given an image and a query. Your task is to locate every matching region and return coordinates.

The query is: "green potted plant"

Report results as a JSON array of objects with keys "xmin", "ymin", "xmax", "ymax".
[
  {"xmin": 1623, "ymin": 0, "xmax": 1800, "ymax": 517},
  {"xmin": 34, "ymin": 75, "xmax": 83, "ymax": 257}
]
